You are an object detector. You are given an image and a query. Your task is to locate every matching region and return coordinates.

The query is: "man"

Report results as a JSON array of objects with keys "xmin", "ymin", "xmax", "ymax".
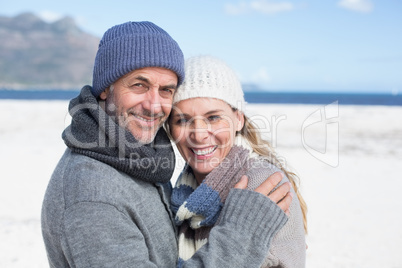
[{"xmin": 41, "ymin": 21, "xmax": 291, "ymax": 267}]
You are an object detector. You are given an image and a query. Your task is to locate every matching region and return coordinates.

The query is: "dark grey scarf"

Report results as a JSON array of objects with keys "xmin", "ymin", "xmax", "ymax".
[{"xmin": 62, "ymin": 85, "xmax": 175, "ymax": 184}]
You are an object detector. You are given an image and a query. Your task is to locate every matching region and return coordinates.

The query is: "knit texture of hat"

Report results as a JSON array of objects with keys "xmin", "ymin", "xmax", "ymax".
[
  {"xmin": 173, "ymin": 56, "xmax": 245, "ymax": 111},
  {"xmin": 91, "ymin": 21, "xmax": 185, "ymax": 97}
]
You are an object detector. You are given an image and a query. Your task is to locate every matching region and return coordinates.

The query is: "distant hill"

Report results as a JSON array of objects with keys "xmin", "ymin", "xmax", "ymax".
[{"xmin": 0, "ymin": 13, "xmax": 100, "ymax": 89}]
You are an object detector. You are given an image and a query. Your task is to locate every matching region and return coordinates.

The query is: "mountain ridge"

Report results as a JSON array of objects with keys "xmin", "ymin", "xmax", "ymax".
[{"xmin": 0, "ymin": 13, "xmax": 100, "ymax": 89}]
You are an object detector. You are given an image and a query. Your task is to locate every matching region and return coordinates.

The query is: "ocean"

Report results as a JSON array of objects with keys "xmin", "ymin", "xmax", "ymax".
[{"xmin": 0, "ymin": 89, "xmax": 401, "ymax": 106}]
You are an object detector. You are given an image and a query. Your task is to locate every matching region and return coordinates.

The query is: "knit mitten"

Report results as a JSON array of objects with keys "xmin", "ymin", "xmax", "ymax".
[{"xmin": 202, "ymin": 145, "xmax": 251, "ymax": 203}]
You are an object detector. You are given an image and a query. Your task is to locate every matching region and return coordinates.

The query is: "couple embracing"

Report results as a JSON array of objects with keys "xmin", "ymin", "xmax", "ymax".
[{"xmin": 42, "ymin": 21, "xmax": 307, "ymax": 268}]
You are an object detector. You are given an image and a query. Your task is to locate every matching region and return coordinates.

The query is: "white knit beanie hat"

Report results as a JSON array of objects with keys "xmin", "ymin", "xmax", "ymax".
[{"xmin": 173, "ymin": 55, "xmax": 246, "ymax": 111}]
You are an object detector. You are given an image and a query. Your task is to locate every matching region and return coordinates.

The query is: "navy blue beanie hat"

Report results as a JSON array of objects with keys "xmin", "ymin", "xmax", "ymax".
[{"xmin": 91, "ymin": 21, "xmax": 185, "ymax": 97}]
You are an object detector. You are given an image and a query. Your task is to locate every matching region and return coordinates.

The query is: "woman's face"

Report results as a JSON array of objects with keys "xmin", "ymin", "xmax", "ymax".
[{"xmin": 169, "ymin": 98, "xmax": 244, "ymax": 182}]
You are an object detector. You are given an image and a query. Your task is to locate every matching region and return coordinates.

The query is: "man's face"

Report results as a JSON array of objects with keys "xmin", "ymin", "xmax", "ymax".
[{"xmin": 100, "ymin": 67, "xmax": 178, "ymax": 144}]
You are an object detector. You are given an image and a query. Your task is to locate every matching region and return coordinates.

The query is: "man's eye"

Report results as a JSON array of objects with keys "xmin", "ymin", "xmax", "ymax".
[
  {"xmin": 132, "ymin": 83, "xmax": 145, "ymax": 88},
  {"xmin": 128, "ymin": 83, "xmax": 148, "ymax": 93},
  {"xmin": 129, "ymin": 83, "xmax": 147, "ymax": 90},
  {"xmin": 160, "ymin": 88, "xmax": 174, "ymax": 97}
]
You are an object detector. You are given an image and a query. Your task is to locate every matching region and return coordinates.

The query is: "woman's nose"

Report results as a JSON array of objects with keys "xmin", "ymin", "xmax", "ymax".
[{"xmin": 189, "ymin": 119, "xmax": 210, "ymax": 143}]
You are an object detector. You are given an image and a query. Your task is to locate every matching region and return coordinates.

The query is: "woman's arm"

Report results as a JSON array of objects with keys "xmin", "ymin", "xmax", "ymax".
[{"xmin": 181, "ymin": 175, "xmax": 291, "ymax": 268}]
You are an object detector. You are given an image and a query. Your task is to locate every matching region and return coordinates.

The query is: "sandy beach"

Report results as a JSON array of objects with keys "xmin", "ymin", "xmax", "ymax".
[{"xmin": 1, "ymin": 99, "xmax": 401, "ymax": 267}]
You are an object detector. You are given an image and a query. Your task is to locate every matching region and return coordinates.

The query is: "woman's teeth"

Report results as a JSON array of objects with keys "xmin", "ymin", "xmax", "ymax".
[{"xmin": 191, "ymin": 146, "xmax": 217, "ymax": 156}]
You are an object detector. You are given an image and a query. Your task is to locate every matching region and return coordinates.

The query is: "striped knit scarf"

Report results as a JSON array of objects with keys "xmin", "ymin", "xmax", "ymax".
[{"xmin": 171, "ymin": 137, "xmax": 259, "ymax": 262}]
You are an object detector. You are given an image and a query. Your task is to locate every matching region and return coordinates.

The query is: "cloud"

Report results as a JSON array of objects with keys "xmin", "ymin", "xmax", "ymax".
[
  {"xmin": 37, "ymin": 10, "xmax": 64, "ymax": 22},
  {"xmin": 338, "ymin": 0, "xmax": 373, "ymax": 13},
  {"xmin": 225, "ymin": 0, "xmax": 294, "ymax": 15},
  {"xmin": 251, "ymin": 67, "xmax": 272, "ymax": 84}
]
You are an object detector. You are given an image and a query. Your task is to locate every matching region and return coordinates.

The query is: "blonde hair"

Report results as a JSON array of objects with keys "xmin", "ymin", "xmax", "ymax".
[{"xmin": 240, "ymin": 115, "xmax": 308, "ymax": 234}]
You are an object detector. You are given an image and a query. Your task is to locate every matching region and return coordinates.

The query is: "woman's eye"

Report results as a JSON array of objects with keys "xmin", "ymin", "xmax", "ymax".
[
  {"xmin": 176, "ymin": 118, "xmax": 188, "ymax": 124},
  {"xmin": 208, "ymin": 115, "xmax": 221, "ymax": 122},
  {"xmin": 174, "ymin": 115, "xmax": 191, "ymax": 125}
]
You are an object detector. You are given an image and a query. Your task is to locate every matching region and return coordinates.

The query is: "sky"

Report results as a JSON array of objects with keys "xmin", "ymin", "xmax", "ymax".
[{"xmin": 1, "ymin": 0, "xmax": 401, "ymax": 93}]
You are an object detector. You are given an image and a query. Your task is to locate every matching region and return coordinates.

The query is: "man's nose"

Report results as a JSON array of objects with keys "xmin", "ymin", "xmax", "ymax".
[{"xmin": 143, "ymin": 88, "xmax": 163, "ymax": 114}]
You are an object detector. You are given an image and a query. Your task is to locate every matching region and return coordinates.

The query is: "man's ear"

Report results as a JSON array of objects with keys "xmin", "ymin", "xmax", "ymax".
[{"xmin": 99, "ymin": 87, "xmax": 110, "ymax": 100}]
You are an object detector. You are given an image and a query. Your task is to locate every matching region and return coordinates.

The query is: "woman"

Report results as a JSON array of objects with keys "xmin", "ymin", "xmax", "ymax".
[{"xmin": 167, "ymin": 56, "xmax": 307, "ymax": 267}]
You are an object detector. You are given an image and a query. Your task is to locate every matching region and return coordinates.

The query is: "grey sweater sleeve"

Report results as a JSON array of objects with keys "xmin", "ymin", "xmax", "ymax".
[
  {"xmin": 181, "ymin": 189, "xmax": 288, "ymax": 268},
  {"xmin": 246, "ymin": 159, "xmax": 306, "ymax": 268}
]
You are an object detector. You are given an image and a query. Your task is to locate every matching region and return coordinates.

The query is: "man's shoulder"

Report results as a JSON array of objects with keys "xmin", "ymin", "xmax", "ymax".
[
  {"xmin": 51, "ymin": 149, "xmax": 155, "ymax": 206},
  {"xmin": 54, "ymin": 149, "xmax": 121, "ymax": 181}
]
